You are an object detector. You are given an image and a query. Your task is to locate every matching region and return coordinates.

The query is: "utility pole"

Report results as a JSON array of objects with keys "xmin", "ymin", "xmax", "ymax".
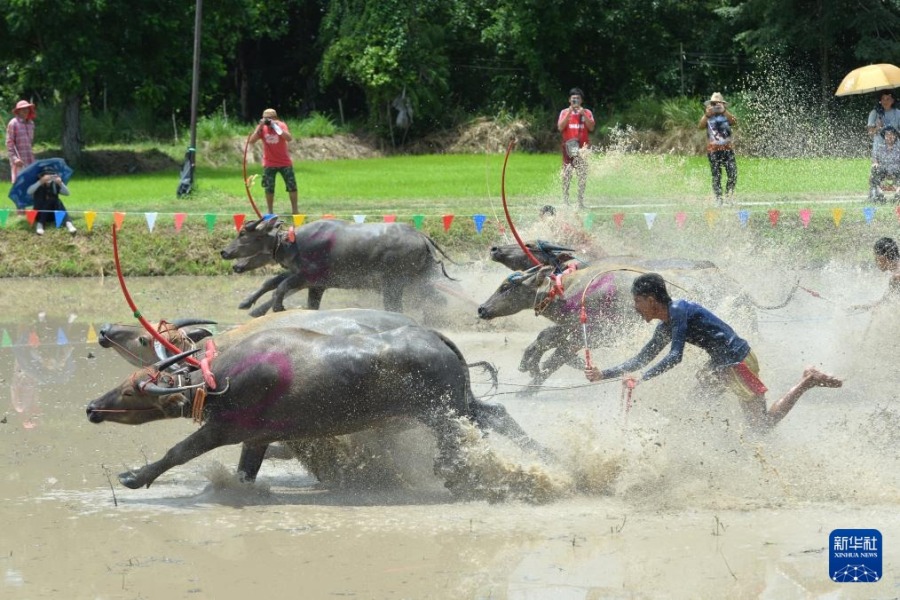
[
  {"xmin": 680, "ymin": 43, "xmax": 685, "ymax": 97},
  {"xmin": 178, "ymin": 0, "xmax": 203, "ymax": 197}
]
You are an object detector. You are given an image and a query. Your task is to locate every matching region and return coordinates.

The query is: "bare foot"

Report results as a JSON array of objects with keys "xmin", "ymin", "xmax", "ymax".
[{"xmin": 802, "ymin": 367, "xmax": 843, "ymax": 388}]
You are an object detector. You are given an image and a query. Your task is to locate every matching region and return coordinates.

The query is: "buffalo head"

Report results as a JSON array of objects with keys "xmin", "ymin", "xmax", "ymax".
[
  {"xmin": 86, "ymin": 350, "xmax": 202, "ymax": 425},
  {"xmin": 477, "ymin": 266, "xmax": 553, "ymax": 320},
  {"xmin": 98, "ymin": 319, "xmax": 216, "ymax": 367},
  {"xmin": 221, "ymin": 217, "xmax": 282, "ymax": 261},
  {"xmin": 489, "ymin": 240, "xmax": 577, "ymax": 272}
]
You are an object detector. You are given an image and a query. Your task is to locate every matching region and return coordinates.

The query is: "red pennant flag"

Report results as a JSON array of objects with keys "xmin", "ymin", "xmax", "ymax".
[
  {"xmin": 674, "ymin": 212, "xmax": 687, "ymax": 228},
  {"xmin": 233, "ymin": 214, "xmax": 245, "ymax": 231},
  {"xmin": 442, "ymin": 214, "xmax": 454, "ymax": 232},
  {"xmin": 25, "ymin": 209, "xmax": 37, "ymax": 225},
  {"xmin": 321, "ymin": 214, "xmax": 335, "ymax": 220},
  {"xmin": 799, "ymin": 208, "xmax": 811, "ymax": 228},
  {"xmin": 113, "ymin": 212, "xmax": 126, "ymax": 230},
  {"xmin": 28, "ymin": 331, "xmax": 40, "ymax": 347},
  {"xmin": 174, "ymin": 212, "xmax": 186, "ymax": 232},
  {"xmin": 384, "ymin": 214, "xmax": 396, "ymax": 223},
  {"xmin": 768, "ymin": 209, "xmax": 780, "ymax": 226},
  {"xmin": 496, "ymin": 221, "xmax": 506, "ymax": 234},
  {"xmin": 613, "ymin": 213, "xmax": 625, "ymax": 228},
  {"xmin": 895, "ymin": 206, "xmax": 900, "ymax": 222}
]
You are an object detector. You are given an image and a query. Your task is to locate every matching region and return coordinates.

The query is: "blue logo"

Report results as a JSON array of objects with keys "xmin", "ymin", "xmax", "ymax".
[{"xmin": 829, "ymin": 529, "xmax": 882, "ymax": 583}]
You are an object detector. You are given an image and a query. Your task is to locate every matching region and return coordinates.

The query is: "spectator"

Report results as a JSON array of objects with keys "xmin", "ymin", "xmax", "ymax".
[
  {"xmin": 27, "ymin": 165, "xmax": 76, "ymax": 235},
  {"xmin": 869, "ymin": 126, "xmax": 900, "ymax": 202},
  {"xmin": 557, "ymin": 87, "xmax": 595, "ymax": 208},
  {"xmin": 867, "ymin": 91, "xmax": 900, "ymax": 160},
  {"xmin": 6, "ymin": 100, "xmax": 36, "ymax": 183},
  {"xmin": 699, "ymin": 92, "xmax": 737, "ymax": 205},
  {"xmin": 248, "ymin": 108, "xmax": 298, "ymax": 216}
]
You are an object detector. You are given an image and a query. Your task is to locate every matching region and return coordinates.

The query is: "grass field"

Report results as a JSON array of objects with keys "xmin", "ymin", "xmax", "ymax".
[
  {"xmin": 0, "ymin": 150, "xmax": 890, "ymax": 278},
  {"xmin": 21, "ymin": 152, "xmax": 872, "ymax": 218}
]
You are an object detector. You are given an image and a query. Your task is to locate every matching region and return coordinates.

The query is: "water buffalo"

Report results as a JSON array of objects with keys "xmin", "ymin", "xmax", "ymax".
[
  {"xmin": 490, "ymin": 240, "xmax": 583, "ymax": 272},
  {"xmin": 220, "ymin": 217, "xmax": 456, "ymax": 318},
  {"xmin": 478, "ymin": 257, "xmax": 798, "ymax": 391},
  {"xmin": 98, "ymin": 308, "xmax": 419, "ymax": 367},
  {"xmin": 86, "ymin": 325, "xmax": 546, "ymax": 498}
]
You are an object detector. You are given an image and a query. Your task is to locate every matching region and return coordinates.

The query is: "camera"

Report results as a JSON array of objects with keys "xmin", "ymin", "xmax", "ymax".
[
  {"xmin": 264, "ymin": 118, "xmax": 273, "ymax": 126},
  {"xmin": 712, "ymin": 104, "xmax": 725, "ymax": 114},
  {"xmin": 571, "ymin": 97, "xmax": 580, "ymax": 106}
]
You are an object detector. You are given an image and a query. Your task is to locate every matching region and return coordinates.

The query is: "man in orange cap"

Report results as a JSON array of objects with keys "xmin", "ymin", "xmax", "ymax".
[
  {"xmin": 6, "ymin": 100, "xmax": 36, "ymax": 183},
  {"xmin": 248, "ymin": 107, "xmax": 298, "ymax": 215}
]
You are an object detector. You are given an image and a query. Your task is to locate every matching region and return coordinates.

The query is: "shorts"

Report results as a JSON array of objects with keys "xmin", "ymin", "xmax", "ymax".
[
  {"xmin": 720, "ymin": 351, "xmax": 768, "ymax": 401},
  {"xmin": 262, "ymin": 166, "xmax": 298, "ymax": 194}
]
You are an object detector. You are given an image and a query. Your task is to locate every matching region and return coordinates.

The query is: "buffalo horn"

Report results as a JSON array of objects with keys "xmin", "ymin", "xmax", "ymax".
[
  {"xmin": 152, "ymin": 348, "xmax": 201, "ymax": 372},
  {"xmin": 172, "ymin": 318, "xmax": 218, "ymax": 328}
]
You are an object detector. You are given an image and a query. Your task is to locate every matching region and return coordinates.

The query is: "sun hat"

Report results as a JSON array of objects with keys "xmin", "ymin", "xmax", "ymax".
[
  {"xmin": 704, "ymin": 92, "xmax": 728, "ymax": 107},
  {"xmin": 13, "ymin": 100, "xmax": 36, "ymax": 120},
  {"xmin": 262, "ymin": 108, "xmax": 278, "ymax": 119}
]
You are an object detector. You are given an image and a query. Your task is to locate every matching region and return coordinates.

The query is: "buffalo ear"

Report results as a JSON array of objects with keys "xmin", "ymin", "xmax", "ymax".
[
  {"xmin": 263, "ymin": 217, "xmax": 282, "ymax": 232},
  {"xmin": 244, "ymin": 218, "xmax": 263, "ymax": 232}
]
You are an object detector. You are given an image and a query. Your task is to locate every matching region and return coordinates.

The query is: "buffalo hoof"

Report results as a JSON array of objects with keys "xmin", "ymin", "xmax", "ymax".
[
  {"xmin": 248, "ymin": 306, "xmax": 269, "ymax": 318},
  {"xmin": 237, "ymin": 299, "xmax": 254, "ymax": 310},
  {"xmin": 118, "ymin": 471, "xmax": 145, "ymax": 489}
]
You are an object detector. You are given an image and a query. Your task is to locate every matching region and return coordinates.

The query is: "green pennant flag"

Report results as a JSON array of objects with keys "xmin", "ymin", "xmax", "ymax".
[
  {"xmin": 584, "ymin": 213, "xmax": 595, "ymax": 229},
  {"xmin": 0, "ymin": 209, "xmax": 9, "ymax": 228},
  {"xmin": 204, "ymin": 213, "xmax": 217, "ymax": 232},
  {"xmin": 1, "ymin": 329, "xmax": 11, "ymax": 347},
  {"xmin": 412, "ymin": 214, "xmax": 425, "ymax": 230}
]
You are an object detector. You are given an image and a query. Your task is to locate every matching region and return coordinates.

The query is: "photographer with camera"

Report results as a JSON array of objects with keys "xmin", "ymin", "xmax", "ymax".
[
  {"xmin": 699, "ymin": 92, "xmax": 737, "ymax": 205},
  {"xmin": 248, "ymin": 108, "xmax": 298, "ymax": 216},
  {"xmin": 26, "ymin": 165, "xmax": 76, "ymax": 235},
  {"xmin": 557, "ymin": 87, "xmax": 595, "ymax": 208}
]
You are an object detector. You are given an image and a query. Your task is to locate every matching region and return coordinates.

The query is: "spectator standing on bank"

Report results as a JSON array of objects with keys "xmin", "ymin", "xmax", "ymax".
[
  {"xmin": 248, "ymin": 108, "xmax": 298, "ymax": 216},
  {"xmin": 6, "ymin": 100, "xmax": 36, "ymax": 183},
  {"xmin": 699, "ymin": 92, "xmax": 737, "ymax": 205},
  {"xmin": 557, "ymin": 87, "xmax": 595, "ymax": 208},
  {"xmin": 867, "ymin": 91, "xmax": 900, "ymax": 159}
]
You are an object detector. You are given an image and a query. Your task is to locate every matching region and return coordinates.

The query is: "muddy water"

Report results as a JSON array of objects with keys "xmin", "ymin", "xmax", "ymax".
[{"xmin": 1, "ymin": 268, "xmax": 899, "ymax": 599}]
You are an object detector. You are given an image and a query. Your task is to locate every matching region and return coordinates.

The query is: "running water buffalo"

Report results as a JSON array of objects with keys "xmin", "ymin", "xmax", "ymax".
[
  {"xmin": 490, "ymin": 240, "xmax": 582, "ymax": 272},
  {"xmin": 478, "ymin": 257, "xmax": 799, "ymax": 391},
  {"xmin": 220, "ymin": 217, "xmax": 456, "ymax": 318},
  {"xmin": 98, "ymin": 308, "xmax": 419, "ymax": 367},
  {"xmin": 86, "ymin": 325, "xmax": 546, "ymax": 497}
]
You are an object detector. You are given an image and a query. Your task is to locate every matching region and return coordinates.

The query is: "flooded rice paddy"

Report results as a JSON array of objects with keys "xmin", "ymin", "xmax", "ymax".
[{"xmin": 1, "ymin": 264, "xmax": 899, "ymax": 599}]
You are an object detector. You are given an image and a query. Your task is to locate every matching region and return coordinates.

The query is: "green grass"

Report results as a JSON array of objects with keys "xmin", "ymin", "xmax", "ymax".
[{"xmin": 33, "ymin": 152, "xmax": 872, "ymax": 217}]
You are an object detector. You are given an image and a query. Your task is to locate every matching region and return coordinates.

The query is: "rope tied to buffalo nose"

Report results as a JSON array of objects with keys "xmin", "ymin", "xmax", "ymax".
[{"xmin": 534, "ymin": 264, "xmax": 577, "ymax": 316}]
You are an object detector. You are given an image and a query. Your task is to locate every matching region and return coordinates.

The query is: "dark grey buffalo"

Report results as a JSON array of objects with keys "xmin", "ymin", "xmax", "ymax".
[
  {"xmin": 87, "ymin": 325, "xmax": 546, "ymax": 497},
  {"xmin": 478, "ymin": 257, "xmax": 798, "ymax": 390},
  {"xmin": 98, "ymin": 308, "xmax": 418, "ymax": 368},
  {"xmin": 490, "ymin": 240, "xmax": 582, "ymax": 272},
  {"xmin": 221, "ymin": 217, "xmax": 456, "ymax": 318}
]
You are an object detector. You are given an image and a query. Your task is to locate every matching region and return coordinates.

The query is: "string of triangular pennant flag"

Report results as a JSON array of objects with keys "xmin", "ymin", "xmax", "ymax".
[{"xmin": 1, "ymin": 205, "xmax": 899, "ymax": 234}]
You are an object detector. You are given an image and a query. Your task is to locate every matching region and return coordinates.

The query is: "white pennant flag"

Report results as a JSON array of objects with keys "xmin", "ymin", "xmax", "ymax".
[
  {"xmin": 353, "ymin": 214, "xmax": 366, "ymax": 223},
  {"xmin": 644, "ymin": 212, "xmax": 657, "ymax": 229},
  {"xmin": 145, "ymin": 212, "xmax": 158, "ymax": 233}
]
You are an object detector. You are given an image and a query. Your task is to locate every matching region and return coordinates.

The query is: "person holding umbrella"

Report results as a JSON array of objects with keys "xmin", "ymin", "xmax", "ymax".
[
  {"xmin": 27, "ymin": 165, "xmax": 76, "ymax": 235},
  {"xmin": 6, "ymin": 100, "xmax": 36, "ymax": 183},
  {"xmin": 867, "ymin": 91, "xmax": 900, "ymax": 164}
]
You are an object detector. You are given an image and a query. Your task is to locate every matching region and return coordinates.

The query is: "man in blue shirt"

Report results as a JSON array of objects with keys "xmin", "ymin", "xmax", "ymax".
[{"xmin": 584, "ymin": 273, "xmax": 843, "ymax": 429}]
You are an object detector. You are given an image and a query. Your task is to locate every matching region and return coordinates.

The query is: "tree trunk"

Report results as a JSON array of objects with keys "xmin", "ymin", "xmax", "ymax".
[{"xmin": 61, "ymin": 93, "xmax": 83, "ymax": 168}]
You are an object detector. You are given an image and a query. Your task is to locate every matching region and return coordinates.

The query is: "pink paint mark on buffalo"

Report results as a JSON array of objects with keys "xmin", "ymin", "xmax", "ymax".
[
  {"xmin": 561, "ymin": 273, "xmax": 617, "ymax": 319},
  {"xmin": 219, "ymin": 351, "xmax": 294, "ymax": 430}
]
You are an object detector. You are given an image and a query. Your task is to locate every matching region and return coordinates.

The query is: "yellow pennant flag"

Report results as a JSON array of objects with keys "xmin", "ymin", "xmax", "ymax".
[
  {"xmin": 84, "ymin": 211, "xmax": 97, "ymax": 232},
  {"xmin": 85, "ymin": 323, "xmax": 98, "ymax": 344},
  {"xmin": 293, "ymin": 214, "xmax": 306, "ymax": 227},
  {"xmin": 705, "ymin": 209, "xmax": 719, "ymax": 228},
  {"xmin": 831, "ymin": 207, "xmax": 844, "ymax": 227}
]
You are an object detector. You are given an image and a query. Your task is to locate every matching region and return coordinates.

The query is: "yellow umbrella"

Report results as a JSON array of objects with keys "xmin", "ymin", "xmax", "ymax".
[{"xmin": 835, "ymin": 63, "xmax": 900, "ymax": 96}]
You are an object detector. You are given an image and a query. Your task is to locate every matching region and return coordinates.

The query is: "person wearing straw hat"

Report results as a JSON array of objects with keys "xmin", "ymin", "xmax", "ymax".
[
  {"xmin": 583, "ymin": 273, "xmax": 843, "ymax": 430},
  {"xmin": 6, "ymin": 99, "xmax": 36, "ymax": 183},
  {"xmin": 26, "ymin": 164, "xmax": 76, "ymax": 235},
  {"xmin": 248, "ymin": 107, "xmax": 298, "ymax": 216},
  {"xmin": 699, "ymin": 92, "xmax": 737, "ymax": 205}
]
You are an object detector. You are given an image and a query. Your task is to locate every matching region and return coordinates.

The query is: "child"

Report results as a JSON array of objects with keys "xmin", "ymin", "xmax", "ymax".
[{"xmin": 27, "ymin": 165, "xmax": 76, "ymax": 235}]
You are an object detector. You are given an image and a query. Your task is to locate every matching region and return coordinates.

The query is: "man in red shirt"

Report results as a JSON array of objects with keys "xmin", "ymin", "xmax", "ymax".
[
  {"xmin": 6, "ymin": 100, "xmax": 36, "ymax": 183},
  {"xmin": 557, "ymin": 88, "xmax": 595, "ymax": 208},
  {"xmin": 249, "ymin": 108, "xmax": 298, "ymax": 215}
]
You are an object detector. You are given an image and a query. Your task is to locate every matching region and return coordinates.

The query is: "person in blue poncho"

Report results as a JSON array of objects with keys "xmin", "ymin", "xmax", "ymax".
[{"xmin": 584, "ymin": 273, "xmax": 843, "ymax": 430}]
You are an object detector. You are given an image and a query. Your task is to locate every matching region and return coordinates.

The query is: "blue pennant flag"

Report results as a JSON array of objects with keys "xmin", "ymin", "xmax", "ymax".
[
  {"xmin": 473, "ymin": 214, "xmax": 486, "ymax": 233},
  {"xmin": 738, "ymin": 209, "xmax": 749, "ymax": 227},
  {"xmin": 863, "ymin": 206, "xmax": 875, "ymax": 224}
]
